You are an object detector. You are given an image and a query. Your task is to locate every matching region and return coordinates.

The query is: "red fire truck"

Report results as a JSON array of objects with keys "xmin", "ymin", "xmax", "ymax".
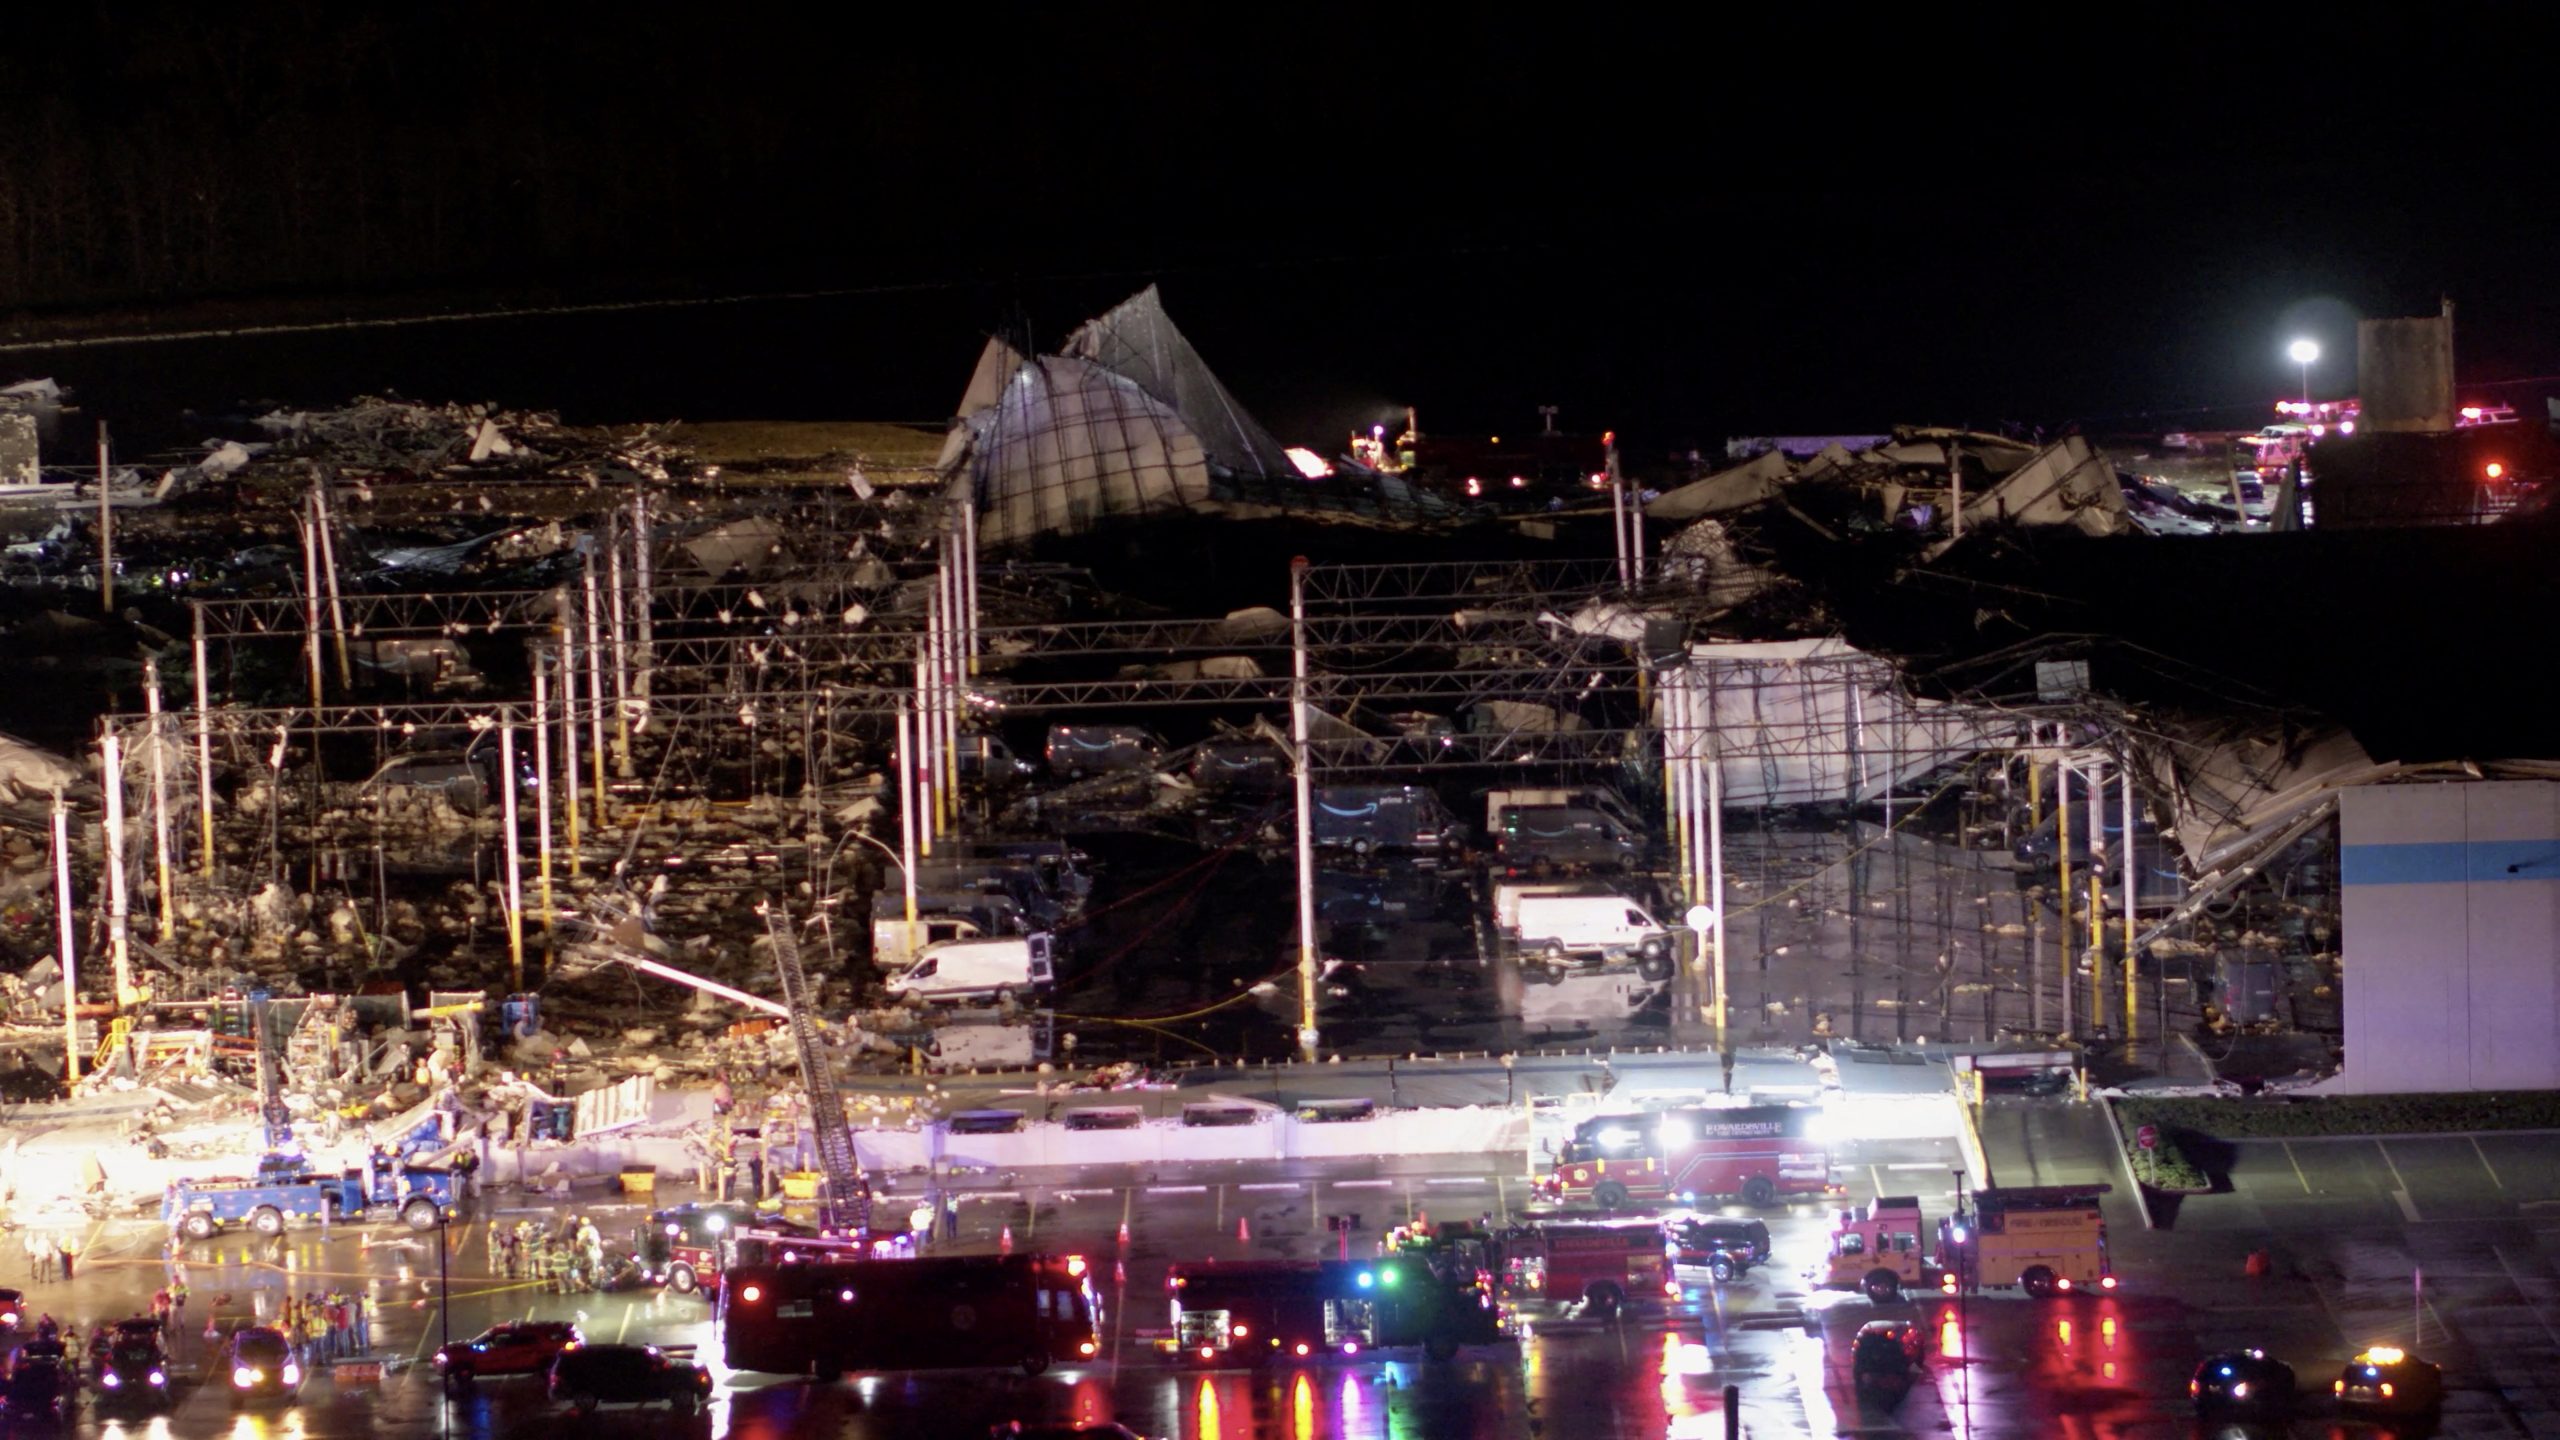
[
  {"xmin": 1542, "ymin": 1105, "xmax": 1832, "ymax": 1210},
  {"xmin": 720, "ymin": 1252, "xmax": 1100, "ymax": 1378},
  {"xmin": 1498, "ymin": 1220, "xmax": 1680, "ymax": 1320}
]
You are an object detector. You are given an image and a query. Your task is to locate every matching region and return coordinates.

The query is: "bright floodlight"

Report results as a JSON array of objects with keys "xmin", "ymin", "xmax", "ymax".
[{"xmin": 2287, "ymin": 338, "xmax": 2320, "ymax": 365}]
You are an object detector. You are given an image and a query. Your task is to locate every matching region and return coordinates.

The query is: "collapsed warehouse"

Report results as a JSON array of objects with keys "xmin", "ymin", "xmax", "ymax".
[{"xmin": 0, "ymin": 287, "xmax": 2552, "ymax": 1218}]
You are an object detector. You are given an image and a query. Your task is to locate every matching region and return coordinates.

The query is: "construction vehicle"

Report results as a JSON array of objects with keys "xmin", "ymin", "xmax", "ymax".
[{"xmin": 1819, "ymin": 1185, "xmax": 2118, "ymax": 1301}]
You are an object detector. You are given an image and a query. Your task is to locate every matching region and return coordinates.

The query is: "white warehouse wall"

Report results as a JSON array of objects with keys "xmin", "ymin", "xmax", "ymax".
[{"xmin": 2335, "ymin": 781, "xmax": 2560, "ymax": 1093}]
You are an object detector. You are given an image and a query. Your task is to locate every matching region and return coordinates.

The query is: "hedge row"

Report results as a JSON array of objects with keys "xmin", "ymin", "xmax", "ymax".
[{"xmin": 2114, "ymin": 1090, "xmax": 2560, "ymax": 1140}]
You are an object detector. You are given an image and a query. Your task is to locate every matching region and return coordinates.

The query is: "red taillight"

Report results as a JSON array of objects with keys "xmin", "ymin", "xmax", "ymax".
[
  {"xmin": 1199, "ymin": 1346, "xmax": 1215, "ymax": 1361},
  {"xmin": 738, "ymin": 1285, "xmax": 761, "ymax": 1304},
  {"xmin": 1294, "ymin": 1343, "xmax": 1310, "ymax": 1357},
  {"xmin": 2056, "ymin": 1277, "xmax": 2072, "ymax": 1291},
  {"xmin": 1078, "ymin": 1341, "xmax": 1095, "ymax": 1357},
  {"xmin": 1939, "ymin": 1275, "xmax": 1957, "ymax": 1293},
  {"xmin": 2100, "ymin": 1276, "xmax": 2117, "ymax": 1290}
]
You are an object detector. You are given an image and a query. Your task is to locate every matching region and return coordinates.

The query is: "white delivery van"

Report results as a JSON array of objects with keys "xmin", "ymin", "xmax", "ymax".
[
  {"xmin": 886, "ymin": 933, "xmax": 1055, "ymax": 1005},
  {"xmin": 1492, "ymin": 881, "xmax": 1610, "ymax": 935},
  {"xmin": 871, "ymin": 913, "xmax": 985, "ymax": 972},
  {"xmin": 1514, "ymin": 895, "xmax": 1671, "ymax": 966}
]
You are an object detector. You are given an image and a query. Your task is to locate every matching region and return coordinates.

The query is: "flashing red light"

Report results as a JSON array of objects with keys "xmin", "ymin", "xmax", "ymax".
[
  {"xmin": 2100, "ymin": 1275, "xmax": 2117, "ymax": 1290},
  {"xmin": 739, "ymin": 1285, "xmax": 761, "ymax": 1304},
  {"xmin": 2486, "ymin": 461, "xmax": 2506, "ymax": 480},
  {"xmin": 1342, "ymin": 1341, "xmax": 1361, "ymax": 1356},
  {"xmin": 1294, "ymin": 1342, "xmax": 1310, "ymax": 1357},
  {"xmin": 1664, "ymin": 1279, "xmax": 1681, "ymax": 1296},
  {"xmin": 1233, "ymin": 1324, "xmax": 1248, "ymax": 1339},
  {"xmin": 1200, "ymin": 1346, "xmax": 1216, "ymax": 1360},
  {"xmin": 2463, "ymin": 406, "xmax": 2484, "ymax": 420},
  {"xmin": 1940, "ymin": 1275, "xmax": 1958, "ymax": 1293},
  {"xmin": 2056, "ymin": 1277, "xmax": 2073, "ymax": 1291},
  {"xmin": 1078, "ymin": 1341, "xmax": 1096, "ymax": 1356},
  {"xmin": 1065, "ymin": 1255, "xmax": 1087, "ymax": 1278}
]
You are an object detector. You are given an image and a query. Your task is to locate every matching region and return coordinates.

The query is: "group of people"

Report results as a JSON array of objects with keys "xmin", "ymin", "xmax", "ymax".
[
  {"xmin": 278, "ymin": 1289, "xmax": 373, "ymax": 1366},
  {"xmin": 494, "ymin": 1216, "xmax": 614, "ymax": 1293},
  {"xmin": 19, "ymin": 1232, "xmax": 77, "ymax": 1284}
]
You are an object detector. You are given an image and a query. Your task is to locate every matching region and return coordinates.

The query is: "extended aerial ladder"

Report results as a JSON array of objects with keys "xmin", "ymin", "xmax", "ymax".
[{"xmin": 759, "ymin": 899, "xmax": 871, "ymax": 1236}]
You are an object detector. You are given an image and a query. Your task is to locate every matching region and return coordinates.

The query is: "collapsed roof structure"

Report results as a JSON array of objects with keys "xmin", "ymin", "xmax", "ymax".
[{"xmin": 939, "ymin": 286, "xmax": 1461, "ymax": 542}]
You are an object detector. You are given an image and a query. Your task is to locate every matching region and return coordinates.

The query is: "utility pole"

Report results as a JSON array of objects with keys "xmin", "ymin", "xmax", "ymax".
[
  {"xmin": 2056, "ymin": 749, "xmax": 2073, "ymax": 1039},
  {"xmin": 145, "ymin": 660, "xmax": 174, "ymax": 942},
  {"xmin": 52, "ymin": 796, "xmax": 77, "ymax": 1085},
  {"xmin": 533, "ymin": 662, "xmax": 555, "ymax": 971},
  {"xmin": 100, "ymin": 731, "xmax": 131, "ymax": 1006},
  {"xmin": 1290, "ymin": 557, "xmax": 1319, "ymax": 1062},
  {"xmin": 192, "ymin": 603, "xmax": 216, "ymax": 875},
  {"xmin": 2121, "ymin": 764, "xmax": 2139, "ymax": 1049},
  {"xmin": 96, "ymin": 423, "xmax": 113, "ymax": 613}
]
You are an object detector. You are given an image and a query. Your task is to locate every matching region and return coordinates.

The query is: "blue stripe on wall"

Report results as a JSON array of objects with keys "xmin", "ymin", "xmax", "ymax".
[{"xmin": 2341, "ymin": 840, "xmax": 2560, "ymax": 885}]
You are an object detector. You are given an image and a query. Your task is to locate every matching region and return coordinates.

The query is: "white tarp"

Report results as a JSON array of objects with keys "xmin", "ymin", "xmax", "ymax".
[{"xmin": 1678, "ymin": 638, "xmax": 1998, "ymax": 808}]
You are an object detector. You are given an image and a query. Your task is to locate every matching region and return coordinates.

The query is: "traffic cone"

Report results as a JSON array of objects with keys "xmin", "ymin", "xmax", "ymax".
[
  {"xmin": 1114, "ymin": 1260, "xmax": 1127, "ymax": 1287},
  {"xmin": 1117, "ymin": 1221, "xmax": 1129, "ymax": 1250},
  {"xmin": 1238, "ymin": 1216, "xmax": 1251, "ymax": 1244},
  {"xmin": 999, "ymin": 1226, "xmax": 1013, "ymax": 1255}
]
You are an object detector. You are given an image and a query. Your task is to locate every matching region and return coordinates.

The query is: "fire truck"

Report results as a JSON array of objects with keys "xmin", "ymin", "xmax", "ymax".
[
  {"xmin": 1497, "ymin": 1219, "xmax": 1680, "ymax": 1320},
  {"xmin": 1164, "ymin": 1262, "xmax": 1374, "ymax": 1365},
  {"xmin": 720, "ymin": 1252, "xmax": 1099, "ymax": 1378},
  {"xmin": 1165, "ymin": 1235, "xmax": 1510, "ymax": 1365},
  {"xmin": 637, "ymin": 1203, "xmax": 816, "ymax": 1296},
  {"xmin": 1819, "ymin": 1185, "xmax": 2116, "ymax": 1301},
  {"xmin": 1941, "ymin": 1184, "xmax": 2116, "ymax": 1298},
  {"xmin": 1542, "ymin": 1105, "xmax": 1832, "ymax": 1209}
]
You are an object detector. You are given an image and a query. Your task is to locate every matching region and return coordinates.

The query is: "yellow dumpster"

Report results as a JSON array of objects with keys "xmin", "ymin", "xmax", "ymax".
[
  {"xmin": 780, "ymin": 1170, "xmax": 823, "ymax": 1201},
  {"xmin": 619, "ymin": 1166, "xmax": 657, "ymax": 1197}
]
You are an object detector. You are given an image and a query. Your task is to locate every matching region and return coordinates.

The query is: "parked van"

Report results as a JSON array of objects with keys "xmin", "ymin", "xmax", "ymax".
[
  {"xmin": 955, "ymin": 734, "xmax": 1038, "ymax": 784},
  {"xmin": 1190, "ymin": 741, "xmax": 1287, "ymax": 792},
  {"xmin": 869, "ymin": 887, "xmax": 1032, "ymax": 970},
  {"xmin": 1310, "ymin": 785, "xmax": 1460, "ymax": 856},
  {"xmin": 1497, "ymin": 804, "xmax": 1645, "ymax": 871},
  {"xmin": 1493, "ymin": 881, "xmax": 1614, "ymax": 936},
  {"xmin": 1484, "ymin": 787, "xmax": 1644, "ymax": 839},
  {"xmin": 1514, "ymin": 895, "xmax": 1671, "ymax": 970},
  {"xmin": 1046, "ymin": 725, "xmax": 1165, "ymax": 779},
  {"xmin": 884, "ymin": 934, "xmax": 1055, "ymax": 1006}
]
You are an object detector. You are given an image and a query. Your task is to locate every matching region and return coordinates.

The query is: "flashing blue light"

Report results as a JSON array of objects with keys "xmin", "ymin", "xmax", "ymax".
[{"xmin": 1356, "ymin": 1271, "xmax": 1374, "ymax": 1289}]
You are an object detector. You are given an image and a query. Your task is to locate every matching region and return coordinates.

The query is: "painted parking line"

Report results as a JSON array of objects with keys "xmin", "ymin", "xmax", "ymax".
[{"xmin": 2374, "ymin": 1141, "xmax": 2423, "ymax": 1222}]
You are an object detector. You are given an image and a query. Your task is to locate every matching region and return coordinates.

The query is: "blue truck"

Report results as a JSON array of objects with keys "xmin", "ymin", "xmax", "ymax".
[{"xmin": 164, "ymin": 1152, "xmax": 469, "ymax": 1240}]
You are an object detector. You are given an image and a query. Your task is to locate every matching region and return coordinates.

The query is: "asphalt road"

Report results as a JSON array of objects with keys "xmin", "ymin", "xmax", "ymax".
[{"xmin": 14, "ymin": 1112, "xmax": 2555, "ymax": 1437}]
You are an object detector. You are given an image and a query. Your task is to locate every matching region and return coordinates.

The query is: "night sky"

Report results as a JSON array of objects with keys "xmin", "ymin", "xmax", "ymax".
[{"xmin": 4, "ymin": 5, "xmax": 2555, "ymax": 450}]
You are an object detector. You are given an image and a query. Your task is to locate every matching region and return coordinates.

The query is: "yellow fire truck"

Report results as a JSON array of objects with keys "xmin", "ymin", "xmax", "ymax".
[{"xmin": 1819, "ymin": 1184, "xmax": 2116, "ymax": 1301}]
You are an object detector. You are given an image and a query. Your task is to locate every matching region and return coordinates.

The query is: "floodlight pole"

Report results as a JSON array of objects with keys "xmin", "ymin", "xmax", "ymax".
[
  {"xmin": 101, "ymin": 731, "xmax": 131, "ymax": 1005},
  {"xmin": 897, "ymin": 703, "xmax": 921, "ymax": 959},
  {"xmin": 53, "ymin": 796, "xmax": 77, "ymax": 1085},
  {"xmin": 1290, "ymin": 557, "xmax": 1319, "ymax": 1062},
  {"xmin": 2121, "ymin": 764, "xmax": 2138, "ymax": 1050},
  {"xmin": 192, "ymin": 603, "xmax": 216, "ymax": 875},
  {"xmin": 145, "ymin": 659, "xmax": 173, "ymax": 943}
]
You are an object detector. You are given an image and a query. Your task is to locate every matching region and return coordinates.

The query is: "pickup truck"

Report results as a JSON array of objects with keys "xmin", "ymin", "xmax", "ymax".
[{"xmin": 165, "ymin": 1154, "xmax": 468, "ymax": 1239}]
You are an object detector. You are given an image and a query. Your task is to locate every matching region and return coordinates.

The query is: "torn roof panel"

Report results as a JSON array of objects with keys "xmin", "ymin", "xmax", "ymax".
[
  {"xmin": 1060, "ymin": 284, "xmax": 1296, "ymax": 481},
  {"xmin": 2153, "ymin": 726, "xmax": 2397, "ymax": 873}
]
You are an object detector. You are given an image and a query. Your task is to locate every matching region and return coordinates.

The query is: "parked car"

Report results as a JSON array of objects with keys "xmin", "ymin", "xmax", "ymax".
[
  {"xmin": 548, "ymin": 1343, "xmax": 712, "ymax": 1416},
  {"xmin": 435, "ymin": 1320, "xmax": 583, "ymax": 1388},
  {"xmin": 0, "ymin": 1349, "xmax": 71, "ymax": 1425},
  {"xmin": 2334, "ymin": 1346, "xmax": 2441, "ymax": 1416},
  {"xmin": 2191, "ymin": 1347, "xmax": 2295, "ymax": 1416},
  {"xmin": 94, "ymin": 1318, "xmax": 173, "ymax": 1411},
  {"xmin": 221, "ymin": 1324, "xmax": 303, "ymax": 1406},
  {"xmin": 1852, "ymin": 1319, "xmax": 1923, "ymax": 1394}
]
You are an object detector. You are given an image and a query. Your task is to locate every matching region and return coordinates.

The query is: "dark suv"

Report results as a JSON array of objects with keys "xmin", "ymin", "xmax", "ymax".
[
  {"xmin": 435, "ymin": 1321, "xmax": 582, "ymax": 1389},
  {"xmin": 96, "ymin": 1319, "xmax": 173, "ymax": 1411},
  {"xmin": 1666, "ymin": 1216, "xmax": 1772, "ymax": 1279},
  {"xmin": 549, "ymin": 1344, "xmax": 712, "ymax": 1416}
]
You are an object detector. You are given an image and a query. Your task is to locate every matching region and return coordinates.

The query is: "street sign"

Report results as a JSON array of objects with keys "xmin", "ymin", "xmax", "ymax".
[
  {"xmin": 2135, "ymin": 1124, "xmax": 2158, "ymax": 1151},
  {"xmin": 1684, "ymin": 905, "xmax": 1717, "ymax": 932}
]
